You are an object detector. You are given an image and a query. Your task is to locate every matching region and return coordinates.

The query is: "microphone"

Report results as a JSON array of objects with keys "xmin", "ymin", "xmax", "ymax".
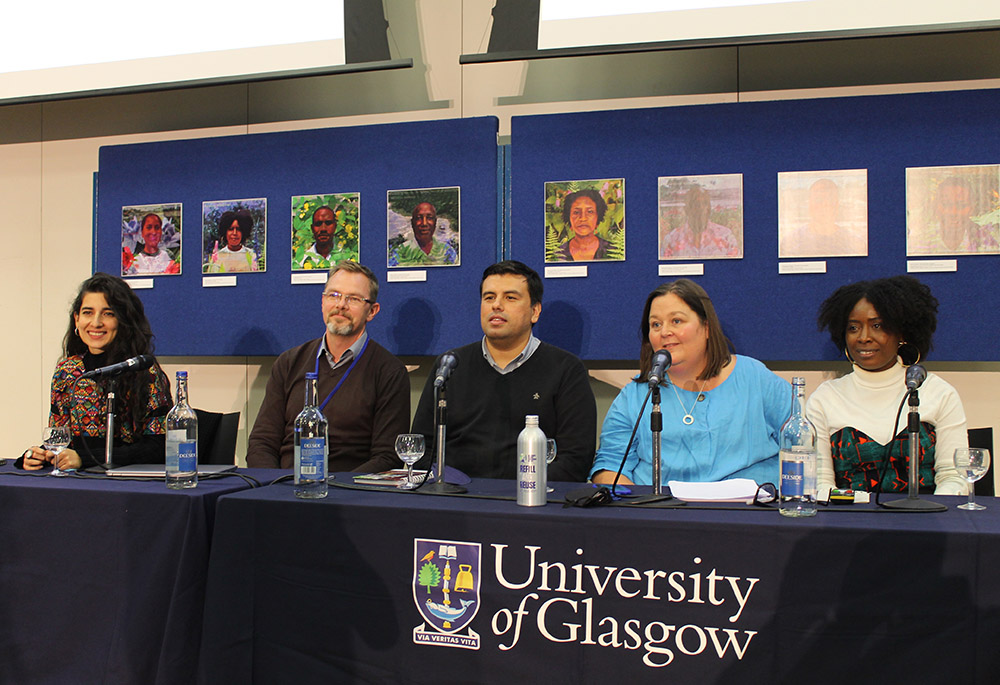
[
  {"xmin": 433, "ymin": 351, "xmax": 459, "ymax": 388},
  {"xmin": 905, "ymin": 364, "xmax": 927, "ymax": 390},
  {"xmin": 80, "ymin": 354, "xmax": 155, "ymax": 380},
  {"xmin": 647, "ymin": 349, "xmax": 672, "ymax": 387}
]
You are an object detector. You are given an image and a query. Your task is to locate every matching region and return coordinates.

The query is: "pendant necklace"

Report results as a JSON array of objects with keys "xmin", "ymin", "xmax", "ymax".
[{"xmin": 671, "ymin": 378, "xmax": 709, "ymax": 425}]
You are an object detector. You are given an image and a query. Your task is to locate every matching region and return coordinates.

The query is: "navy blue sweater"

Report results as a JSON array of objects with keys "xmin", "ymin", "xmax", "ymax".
[{"xmin": 412, "ymin": 341, "xmax": 596, "ymax": 481}]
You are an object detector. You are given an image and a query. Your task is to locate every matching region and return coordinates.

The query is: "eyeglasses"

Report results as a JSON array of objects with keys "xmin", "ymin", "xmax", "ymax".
[
  {"xmin": 322, "ymin": 291, "xmax": 372, "ymax": 308},
  {"xmin": 752, "ymin": 482, "xmax": 778, "ymax": 507}
]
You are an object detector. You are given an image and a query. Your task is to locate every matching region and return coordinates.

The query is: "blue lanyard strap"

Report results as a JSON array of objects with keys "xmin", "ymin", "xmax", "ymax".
[{"xmin": 313, "ymin": 335, "xmax": 369, "ymax": 412}]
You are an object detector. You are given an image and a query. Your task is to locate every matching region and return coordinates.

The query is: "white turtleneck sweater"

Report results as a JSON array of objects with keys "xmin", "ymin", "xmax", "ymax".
[{"xmin": 805, "ymin": 362, "xmax": 967, "ymax": 495}]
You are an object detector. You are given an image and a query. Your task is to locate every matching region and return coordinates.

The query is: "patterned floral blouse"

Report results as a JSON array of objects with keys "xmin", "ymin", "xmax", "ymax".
[{"xmin": 49, "ymin": 354, "xmax": 172, "ymax": 464}]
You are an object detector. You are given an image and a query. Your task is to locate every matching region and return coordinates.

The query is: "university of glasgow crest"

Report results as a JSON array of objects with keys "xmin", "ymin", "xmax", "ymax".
[{"xmin": 412, "ymin": 538, "xmax": 482, "ymax": 649}]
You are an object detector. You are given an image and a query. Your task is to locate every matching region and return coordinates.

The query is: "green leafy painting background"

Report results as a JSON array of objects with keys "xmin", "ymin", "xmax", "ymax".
[
  {"xmin": 544, "ymin": 179, "xmax": 625, "ymax": 262},
  {"xmin": 291, "ymin": 193, "xmax": 360, "ymax": 270}
]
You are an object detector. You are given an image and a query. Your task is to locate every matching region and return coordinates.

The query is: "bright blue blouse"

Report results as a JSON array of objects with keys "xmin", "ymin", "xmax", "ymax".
[{"xmin": 590, "ymin": 355, "xmax": 790, "ymax": 486}]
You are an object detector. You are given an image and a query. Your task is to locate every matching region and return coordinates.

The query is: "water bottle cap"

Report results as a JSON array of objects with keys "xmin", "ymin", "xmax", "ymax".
[
  {"xmin": 525, "ymin": 415, "xmax": 539, "ymax": 425},
  {"xmin": 305, "ymin": 372, "xmax": 318, "ymax": 380},
  {"xmin": 176, "ymin": 371, "xmax": 188, "ymax": 378}
]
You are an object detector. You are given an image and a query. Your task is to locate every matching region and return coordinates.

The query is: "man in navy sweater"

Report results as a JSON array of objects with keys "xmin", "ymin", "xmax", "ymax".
[{"xmin": 412, "ymin": 260, "xmax": 596, "ymax": 481}]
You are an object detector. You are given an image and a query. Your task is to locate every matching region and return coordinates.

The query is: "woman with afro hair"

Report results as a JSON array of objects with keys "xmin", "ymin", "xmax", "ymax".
[{"xmin": 806, "ymin": 275, "xmax": 967, "ymax": 496}]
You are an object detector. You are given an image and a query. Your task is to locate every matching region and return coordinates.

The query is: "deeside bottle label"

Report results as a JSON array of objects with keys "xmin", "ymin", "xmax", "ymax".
[
  {"xmin": 299, "ymin": 437, "xmax": 326, "ymax": 477},
  {"xmin": 177, "ymin": 441, "xmax": 196, "ymax": 472},
  {"xmin": 780, "ymin": 457, "xmax": 805, "ymax": 499}
]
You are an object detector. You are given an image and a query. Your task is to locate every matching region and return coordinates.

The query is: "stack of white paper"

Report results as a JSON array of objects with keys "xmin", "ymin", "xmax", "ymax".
[{"xmin": 668, "ymin": 478, "xmax": 760, "ymax": 503}]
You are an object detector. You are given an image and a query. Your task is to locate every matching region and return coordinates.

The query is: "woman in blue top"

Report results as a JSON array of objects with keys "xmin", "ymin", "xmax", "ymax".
[{"xmin": 591, "ymin": 279, "xmax": 790, "ymax": 486}]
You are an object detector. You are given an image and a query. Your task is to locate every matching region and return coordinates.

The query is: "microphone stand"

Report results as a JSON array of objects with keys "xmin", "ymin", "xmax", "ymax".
[
  {"xmin": 421, "ymin": 382, "xmax": 466, "ymax": 494},
  {"xmin": 104, "ymin": 380, "xmax": 117, "ymax": 469},
  {"xmin": 628, "ymin": 384, "xmax": 671, "ymax": 504},
  {"xmin": 83, "ymin": 378, "xmax": 119, "ymax": 473},
  {"xmin": 883, "ymin": 388, "xmax": 946, "ymax": 512}
]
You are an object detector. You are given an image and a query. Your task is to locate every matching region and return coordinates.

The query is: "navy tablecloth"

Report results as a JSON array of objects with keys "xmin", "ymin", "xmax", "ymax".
[
  {"xmin": 200, "ymin": 476, "xmax": 1000, "ymax": 684},
  {"xmin": 0, "ymin": 465, "xmax": 262, "ymax": 684}
]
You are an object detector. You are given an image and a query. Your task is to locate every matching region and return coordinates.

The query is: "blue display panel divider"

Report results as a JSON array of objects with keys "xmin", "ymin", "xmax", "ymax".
[
  {"xmin": 97, "ymin": 117, "xmax": 499, "ymax": 356},
  {"xmin": 510, "ymin": 89, "xmax": 1000, "ymax": 361}
]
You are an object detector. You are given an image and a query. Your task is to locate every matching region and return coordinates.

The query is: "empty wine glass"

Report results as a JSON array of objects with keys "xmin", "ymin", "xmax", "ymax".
[
  {"xmin": 545, "ymin": 438, "xmax": 557, "ymax": 493},
  {"xmin": 395, "ymin": 434, "xmax": 425, "ymax": 490},
  {"xmin": 42, "ymin": 425, "xmax": 72, "ymax": 477},
  {"xmin": 953, "ymin": 447, "xmax": 991, "ymax": 511}
]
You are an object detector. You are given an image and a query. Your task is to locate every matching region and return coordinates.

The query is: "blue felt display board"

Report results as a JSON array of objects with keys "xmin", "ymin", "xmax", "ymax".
[
  {"xmin": 96, "ymin": 117, "xmax": 500, "ymax": 356},
  {"xmin": 510, "ymin": 89, "xmax": 1000, "ymax": 362}
]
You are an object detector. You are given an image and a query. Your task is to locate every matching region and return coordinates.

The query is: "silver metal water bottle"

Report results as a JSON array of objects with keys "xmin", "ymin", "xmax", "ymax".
[{"xmin": 517, "ymin": 415, "xmax": 547, "ymax": 506}]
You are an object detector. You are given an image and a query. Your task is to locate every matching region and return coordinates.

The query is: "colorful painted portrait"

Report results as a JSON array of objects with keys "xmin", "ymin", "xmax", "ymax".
[
  {"xmin": 906, "ymin": 164, "xmax": 1000, "ymax": 256},
  {"xmin": 658, "ymin": 174, "xmax": 743, "ymax": 261},
  {"xmin": 387, "ymin": 187, "xmax": 460, "ymax": 268},
  {"xmin": 122, "ymin": 203, "xmax": 182, "ymax": 276},
  {"xmin": 291, "ymin": 193, "xmax": 360, "ymax": 271},
  {"xmin": 778, "ymin": 169, "xmax": 868, "ymax": 259},
  {"xmin": 202, "ymin": 198, "xmax": 267, "ymax": 274},
  {"xmin": 544, "ymin": 179, "xmax": 625, "ymax": 263}
]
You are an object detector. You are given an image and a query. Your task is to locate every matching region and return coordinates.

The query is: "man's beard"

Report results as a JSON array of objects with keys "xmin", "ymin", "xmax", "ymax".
[{"xmin": 327, "ymin": 318, "xmax": 356, "ymax": 337}]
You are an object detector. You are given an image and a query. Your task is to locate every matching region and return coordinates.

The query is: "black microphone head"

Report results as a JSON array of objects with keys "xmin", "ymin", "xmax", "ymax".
[
  {"xmin": 113, "ymin": 354, "xmax": 155, "ymax": 376},
  {"xmin": 132, "ymin": 354, "xmax": 156, "ymax": 370},
  {"xmin": 905, "ymin": 363, "xmax": 927, "ymax": 390},
  {"xmin": 433, "ymin": 351, "xmax": 459, "ymax": 388},
  {"xmin": 648, "ymin": 348, "xmax": 672, "ymax": 385},
  {"xmin": 83, "ymin": 354, "xmax": 156, "ymax": 379}
]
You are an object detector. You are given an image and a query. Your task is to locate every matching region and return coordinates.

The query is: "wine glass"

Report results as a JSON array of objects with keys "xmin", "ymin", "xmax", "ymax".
[
  {"xmin": 42, "ymin": 426, "xmax": 72, "ymax": 477},
  {"xmin": 545, "ymin": 439, "xmax": 557, "ymax": 493},
  {"xmin": 953, "ymin": 447, "xmax": 991, "ymax": 511},
  {"xmin": 395, "ymin": 434, "xmax": 425, "ymax": 490}
]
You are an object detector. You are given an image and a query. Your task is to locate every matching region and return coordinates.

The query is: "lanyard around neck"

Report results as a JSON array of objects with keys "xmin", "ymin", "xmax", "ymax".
[{"xmin": 313, "ymin": 335, "xmax": 369, "ymax": 412}]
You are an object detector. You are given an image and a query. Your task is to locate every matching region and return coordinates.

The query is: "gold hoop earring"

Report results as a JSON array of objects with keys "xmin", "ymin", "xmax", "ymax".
[
  {"xmin": 897, "ymin": 341, "xmax": 921, "ymax": 367},
  {"xmin": 844, "ymin": 348, "xmax": 857, "ymax": 366}
]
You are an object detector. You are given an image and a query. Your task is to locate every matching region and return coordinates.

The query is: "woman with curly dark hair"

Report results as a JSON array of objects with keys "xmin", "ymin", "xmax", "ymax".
[
  {"xmin": 19, "ymin": 273, "xmax": 172, "ymax": 470},
  {"xmin": 806, "ymin": 275, "xmax": 967, "ymax": 495}
]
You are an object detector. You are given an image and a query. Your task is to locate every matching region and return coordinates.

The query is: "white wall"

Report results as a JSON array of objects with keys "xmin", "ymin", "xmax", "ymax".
[{"xmin": 0, "ymin": 141, "xmax": 42, "ymax": 453}]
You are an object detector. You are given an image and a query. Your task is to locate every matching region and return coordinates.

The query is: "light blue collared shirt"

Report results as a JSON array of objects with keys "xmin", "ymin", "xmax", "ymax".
[
  {"xmin": 318, "ymin": 331, "xmax": 368, "ymax": 372},
  {"xmin": 481, "ymin": 334, "xmax": 541, "ymax": 374}
]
